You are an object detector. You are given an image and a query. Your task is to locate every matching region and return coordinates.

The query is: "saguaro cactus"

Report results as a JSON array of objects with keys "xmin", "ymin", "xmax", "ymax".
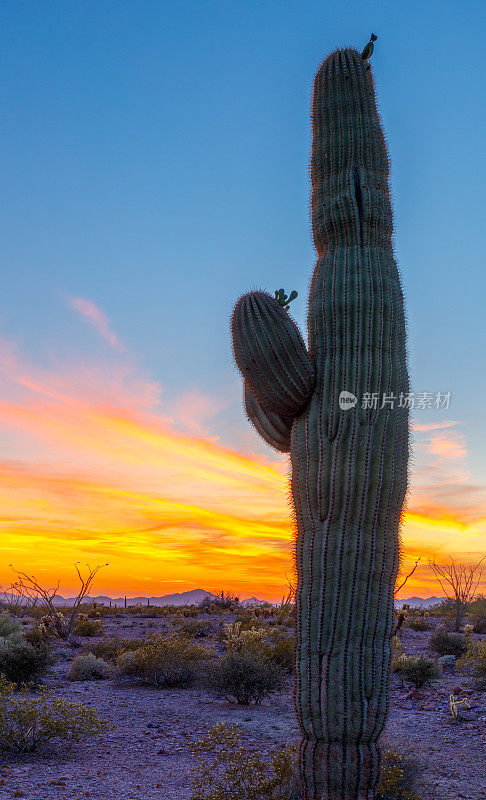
[{"xmin": 231, "ymin": 46, "xmax": 409, "ymax": 800}]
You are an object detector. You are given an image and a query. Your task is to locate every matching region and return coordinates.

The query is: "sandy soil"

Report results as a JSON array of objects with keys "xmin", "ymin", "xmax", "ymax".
[{"xmin": 0, "ymin": 614, "xmax": 484, "ymax": 800}]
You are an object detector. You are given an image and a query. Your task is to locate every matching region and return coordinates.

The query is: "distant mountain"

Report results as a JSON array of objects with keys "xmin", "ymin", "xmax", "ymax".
[
  {"xmin": 395, "ymin": 596, "xmax": 445, "ymax": 608},
  {"xmin": 1, "ymin": 589, "xmax": 446, "ymax": 610},
  {"xmin": 84, "ymin": 589, "xmax": 218, "ymax": 608},
  {"xmin": 241, "ymin": 597, "xmax": 270, "ymax": 607},
  {"xmin": 1, "ymin": 589, "xmax": 218, "ymax": 608}
]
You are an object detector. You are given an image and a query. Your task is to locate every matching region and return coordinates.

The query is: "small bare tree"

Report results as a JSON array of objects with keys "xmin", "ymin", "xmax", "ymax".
[
  {"xmin": 391, "ymin": 557, "xmax": 421, "ymax": 636},
  {"xmin": 429, "ymin": 556, "xmax": 485, "ymax": 631},
  {"xmin": 10, "ymin": 562, "xmax": 108, "ymax": 639},
  {"xmin": 280, "ymin": 573, "xmax": 296, "ymax": 608},
  {"xmin": 394, "ymin": 556, "xmax": 421, "ymax": 599},
  {"xmin": 0, "ymin": 581, "xmax": 33, "ymax": 614}
]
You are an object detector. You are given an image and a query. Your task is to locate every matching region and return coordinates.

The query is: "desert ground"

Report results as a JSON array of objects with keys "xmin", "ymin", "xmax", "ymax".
[{"xmin": 0, "ymin": 605, "xmax": 484, "ymax": 800}]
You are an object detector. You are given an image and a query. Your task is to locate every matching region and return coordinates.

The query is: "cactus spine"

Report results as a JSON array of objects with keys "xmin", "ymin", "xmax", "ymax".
[{"xmin": 231, "ymin": 47, "xmax": 409, "ymax": 799}]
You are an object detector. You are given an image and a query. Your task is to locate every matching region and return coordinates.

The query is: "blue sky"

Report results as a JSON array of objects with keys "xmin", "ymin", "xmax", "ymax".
[{"xmin": 1, "ymin": 1, "xmax": 485, "ymax": 595}]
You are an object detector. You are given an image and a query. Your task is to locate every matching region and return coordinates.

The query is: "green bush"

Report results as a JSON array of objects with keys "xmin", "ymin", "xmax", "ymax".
[
  {"xmin": 428, "ymin": 598, "xmax": 458, "ymax": 620},
  {"xmin": 467, "ymin": 595, "xmax": 486, "ymax": 617},
  {"xmin": 456, "ymin": 638, "xmax": 486, "ymax": 688},
  {"xmin": 84, "ymin": 636, "xmax": 145, "ymax": 662},
  {"xmin": 23, "ymin": 623, "xmax": 51, "ymax": 647},
  {"xmin": 190, "ymin": 723, "xmax": 300, "ymax": 800},
  {"xmin": 471, "ymin": 617, "xmax": 486, "ymax": 634},
  {"xmin": 117, "ymin": 633, "xmax": 209, "ymax": 687},
  {"xmin": 266, "ymin": 634, "xmax": 293, "ymax": 673},
  {"xmin": 177, "ymin": 619, "xmax": 212, "ymax": 638},
  {"xmin": 428, "ymin": 626, "xmax": 466, "ymax": 657},
  {"xmin": 393, "ymin": 655, "xmax": 441, "ymax": 689},
  {"xmin": 200, "ymin": 592, "xmax": 239, "ymax": 611},
  {"xmin": 0, "ymin": 612, "xmax": 22, "ymax": 638},
  {"xmin": 126, "ymin": 605, "xmax": 168, "ymax": 618},
  {"xmin": 390, "ymin": 636, "xmax": 404, "ymax": 671},
  {"xmin": 211, "ymin": 649, "xmax": 282, "ymax": 705},
  {"xmin": 68, "ymin": 653, "xmax": 111, "ymax": 681},
  {"xmin": 0, "ymin": 677, "xmax": 108, "ymax": 753},
  {"xmin": 466, "ymin": 596, "xmax": 486, "ymax": 634},
  {"xmin": 73, "ymin": 614, "xmax": 104, "ymax": 637},
  {"xmin": 0, "ymin": 636, "xmax": 52, "ymax": 686},
  {"xmin": 210, "ymin": 622, "xmax": 283, "ymax": 704},
  {"xmin": 376, "ymin": 749, "xmax": 423, "ymax": 799},
  {"xmin": 405, "ymin": 617, "xmax": 431, "ymax": 632}
]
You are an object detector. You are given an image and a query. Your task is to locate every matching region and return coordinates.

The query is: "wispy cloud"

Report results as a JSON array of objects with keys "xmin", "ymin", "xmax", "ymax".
[
  {"xmin": 0, "ymin": 337, "xmax": 484, "ymax": 600},
  {"xmin": 412, "ymin": 420, "xmax": 460, "ymax": 432},
  {"xmin": 68, "ymin": 296, "xmax": 125, "ymax": 352}
]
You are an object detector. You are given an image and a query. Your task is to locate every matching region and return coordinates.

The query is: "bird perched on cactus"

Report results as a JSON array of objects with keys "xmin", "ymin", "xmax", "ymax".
[
  {"xmin": 361, "ymin": 32, "xmax": 377, "ymax": 61},
  {"xmin": 231, "ymin": 45, "xmax": 409, "ymax": 800}
]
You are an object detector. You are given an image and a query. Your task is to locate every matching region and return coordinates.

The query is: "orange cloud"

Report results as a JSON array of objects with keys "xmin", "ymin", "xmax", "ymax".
[
  {"xmin": 411, "ymin": 420, "xmax": 460, "ymax": 432},
  {"xmin": 68, "ymin": 297, "xmax": 125, "ymax": 351},
  {"xmin": 0, "ymin": 339, "xmax": 484, "ymax": 601}
]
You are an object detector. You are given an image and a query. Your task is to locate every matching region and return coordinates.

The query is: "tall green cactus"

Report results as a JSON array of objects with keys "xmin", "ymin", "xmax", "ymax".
[{"xmin": 231, "ymin": 46, "xmax": 409, "ymax": 800}]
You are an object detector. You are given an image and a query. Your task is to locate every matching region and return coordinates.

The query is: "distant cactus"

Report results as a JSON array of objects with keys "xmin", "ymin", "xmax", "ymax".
[{"xmin": 231, "ymin": 47, "xmax": 409, "ymax": 799}]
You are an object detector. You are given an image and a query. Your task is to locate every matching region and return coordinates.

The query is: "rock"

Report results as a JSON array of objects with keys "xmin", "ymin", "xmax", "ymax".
[{"xmin": 438, "ymin": 655, "xmax": 456, "ymax": 669}]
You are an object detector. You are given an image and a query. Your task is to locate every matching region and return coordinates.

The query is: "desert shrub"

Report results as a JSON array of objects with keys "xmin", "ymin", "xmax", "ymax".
[
  {"xmin": 73, "ymin": 614, "xmax": 104, "ymax": 637},
  {"xmin": 222, "ymin": 622, "xmax": 267, "ymax": 651},
  {"xmin": 456, "ymin": 638, "xmax": 486, "ymax": 688},
  {"xmin": 228, "ymin": 613, "xmax": 257, "ymax": 635},
  {"xmin": 200, "ymin": 592, "xmax": 239, "ymax": 612},
  {"xmin": 0, "ymin": 636, "xmax": 52, "ymax": 685},
  {"xmin": 68, "ymin": 653, "xmax": 111, "ymax": 681},
  {"xmin": 467, "ymin": 594, "xmax": 486, "ymax": 616},
  {"xmin": 405, "ymin": 617, "xmax": 431, "ymax": 632},
  {"xmin": 393, "ymin": 655, "xmax": 441, "ymax": 689},
  {"xmin": 0, "ymin": 677, "xmax": 108, "ymax": 753},
  {"xmin": 180, "ymin": 606, "xmax": 200, "ymax": 618},
  {"xmin": 177, "ymin": 619, "xmax": 212, "ymax": 638},
  {"xmin": 190, "ymin": 723, "xmax": 300, "ymax": 800},
  {"xmin": 124, "ymin": 605, "xmax": 168, "ymax": 618},
  {"xmin": 144, "ymin": 606, "xmax": 169, "ymax": 618},
  {"xmin": 82, "ymin": 603, "xmax": 116, "ymax": 619},
  {"xmin": 23, "ymin": 622, "xmax": 51, "ymax": 647},
  {"xmin": 276, "ymin": 603, "xmax": 295, "ymax": 627},
  {"xmin": 390, "ymin": 636, "xmax": 404, "ymax": 671},
  {"xmin": 376, "ymin": 749, "xmax": 423, "ymax": 799},
  {"xmin": 84, "ymin": 636, "xmax": 145, "ymax": 662},
  {"xmin": 211, "ymin": 650, "xmax": 282, "ymax": 705},
  {"xmin": 0, "ymin": 612, "xmax": 22, "ymax": 638},
  {"xmin": 266, "ymin": 634, "xmax": 293, "ymax": 673},
  {"xmin": 210, "ymin": 622, "xmax": 283, "ymax": 704},
  {"xmin": 427, "ymin": 598, "xmax": 456, "ymax": 620},
  {"xmin": 471, "ymin": 617, "xmax": 486, "ymax": 634},
  {"xmin": 428, "ymin": 626, "xmax": 466, "ymax": 657},
  {"xmin": 466, "ymin": 595, "xmax": 486, "ymax": 633},
  {"xmin": 22, "ymin": 605, "xmax": 46, "ymax": 621},
  {"xmin": 117, "ymin": 633, "xmax": 209, "ymax": 687}
]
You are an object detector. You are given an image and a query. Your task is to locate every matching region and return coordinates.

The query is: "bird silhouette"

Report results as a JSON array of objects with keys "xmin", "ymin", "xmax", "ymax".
[{"xmin": 361, "ymin": 33, "xmax": 377, "ymax": 61}]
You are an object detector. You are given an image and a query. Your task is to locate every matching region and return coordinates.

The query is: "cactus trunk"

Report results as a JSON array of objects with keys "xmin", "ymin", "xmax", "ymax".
[{"xmin": 231, "ymin": 47, "xmax": 409, "ymax": 800}]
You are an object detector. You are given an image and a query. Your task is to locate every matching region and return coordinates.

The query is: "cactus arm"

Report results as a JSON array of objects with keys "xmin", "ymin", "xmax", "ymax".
[
  {"xmin": 243, "ymin": 381, "xmax": 293, "ymax": 453},
  {"xmin": 231, "ymin": 291, "xmax": 315, "ymax": 418}
]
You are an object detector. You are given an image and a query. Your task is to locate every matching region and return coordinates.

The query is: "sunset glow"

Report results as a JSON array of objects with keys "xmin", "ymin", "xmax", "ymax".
[{"xmin": 1, "ymin": 329, "xmax": 484, "ymax": 603}]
